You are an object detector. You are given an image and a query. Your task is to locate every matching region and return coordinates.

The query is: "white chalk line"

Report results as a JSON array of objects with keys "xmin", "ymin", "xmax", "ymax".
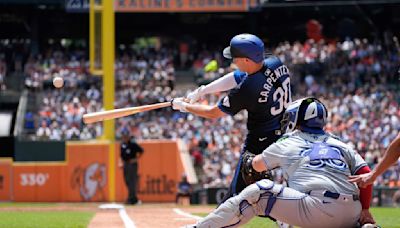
[
  {"xmin": 173, "ymin": 208, "xmax": 203, "ymax": 220},
  {"xmin": 119, "ymin": 207, "xmax": 136, "ymax": 228}
]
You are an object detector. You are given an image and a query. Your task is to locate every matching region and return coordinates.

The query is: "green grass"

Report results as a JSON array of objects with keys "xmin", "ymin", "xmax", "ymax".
[
  {"xmin": 0, "ymin": 211, "xmax": 95, "ymax": 228},
  {"xmin": 0, "ymin": 204, "xmax": 398, "ymax": 228},
  {"xmin": 0, "ymin": 202, "xmax": 55, "ymax": 207},
  {"xmin": 370, "ymin": 208, "xmax": 400, "ymax": 228},
  {"xmin": 194, "ymin": 207, "xmax": 400, "ymax": 228},
  {"xmin": 0, "ymin": 202, "xmax": 98, "ymax": 208}
]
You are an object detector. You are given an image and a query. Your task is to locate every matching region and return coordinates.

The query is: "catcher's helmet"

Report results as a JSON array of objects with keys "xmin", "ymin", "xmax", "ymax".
[
  {"xmin": 281, "ymin": 97, "xmax": 328, "ymax": 134},
  {"xmin": 223, "ymin": 34, "xmax": 264, "ymax": 63}
]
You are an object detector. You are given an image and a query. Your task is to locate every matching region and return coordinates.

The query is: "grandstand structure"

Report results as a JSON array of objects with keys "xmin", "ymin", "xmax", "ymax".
[{"xmin": 0, "ymin": 0, "xmax": 399, "ymax": 207}]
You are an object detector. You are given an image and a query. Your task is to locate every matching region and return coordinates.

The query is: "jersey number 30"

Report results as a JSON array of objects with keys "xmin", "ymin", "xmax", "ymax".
[{"xmin": 271, "ymin": 77, "xmax": 291, "ymax": 116}]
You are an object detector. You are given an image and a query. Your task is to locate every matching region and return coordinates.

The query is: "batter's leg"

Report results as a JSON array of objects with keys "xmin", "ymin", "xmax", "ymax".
[{"xmin": 219, "ymin": 156, "xmax": 246, "ymax": 204}]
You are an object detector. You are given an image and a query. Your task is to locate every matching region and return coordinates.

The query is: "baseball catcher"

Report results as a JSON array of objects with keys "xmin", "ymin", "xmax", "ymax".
[{"xmin": 187, "ymin": 97, "xmax": 377, "ymax": 228}]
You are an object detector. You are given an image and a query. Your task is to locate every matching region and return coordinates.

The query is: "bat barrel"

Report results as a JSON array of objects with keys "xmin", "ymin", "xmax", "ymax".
[{"xmin": 83, "ymin": 101, "xmax": 171, "ymax": 124}]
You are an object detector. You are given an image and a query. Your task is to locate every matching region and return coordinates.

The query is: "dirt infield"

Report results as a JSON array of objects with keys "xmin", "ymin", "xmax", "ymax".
[
  {"xmin": 120, "ymin": 204, "xmax": 212, "ymax": 228},
  {"xmin": 1, "ymin": 203, "xmax": 213, "ymax": 228},
  {"xmin": 88, "ymin": 210, "xmax": 124, "ymax": 228},
  {"xmin": 92, "ymin": 204, "xmax": 213, "ymax": 228}
]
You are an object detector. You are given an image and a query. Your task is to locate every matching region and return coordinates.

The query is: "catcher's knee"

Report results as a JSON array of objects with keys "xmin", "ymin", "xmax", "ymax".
[
  {"xmin": 255, "ymin": 179, "xmax": 284, "ymax": 216},
  {"xmin": 256, "ymin": 179, "xmax": 283, "ymax": 194},
  {"xmin": 238, "ymin": 180, "xmax": 281, "ymax": 204},
  {"xmin": 196, "ymin": 197, "xmax": 243, "ymax": 228},
  {"xmin": 237, "ymin": 181, "xmax": 284, "ymax": 216},
  {"xmin": 238, "ymin": 184, "xmax": 263, "ymax": 205}
]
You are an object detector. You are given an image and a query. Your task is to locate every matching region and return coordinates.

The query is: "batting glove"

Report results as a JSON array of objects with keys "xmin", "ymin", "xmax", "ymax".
[
  {"xmin": 186, "ymin": 85, "xmax": 205, "ymax": 104},
  {"xmin": 171, "ymin": 98, "xmax": 188, "ymax": 112}
]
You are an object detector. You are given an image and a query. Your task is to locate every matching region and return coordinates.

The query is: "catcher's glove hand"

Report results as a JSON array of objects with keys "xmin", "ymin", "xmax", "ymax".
[{"xmin": 241, "ymin": 151, "xmax": 273, "ymax": 185}]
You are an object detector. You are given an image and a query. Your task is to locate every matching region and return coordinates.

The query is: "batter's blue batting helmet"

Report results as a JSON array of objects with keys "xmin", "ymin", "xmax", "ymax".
[
  {"xmin": 281, "ymin": 97, "xmax": 328, "ymax": 134},
  {"xmin": 223, "ymin": 34, "xmax": 264, "ymax": 63}
]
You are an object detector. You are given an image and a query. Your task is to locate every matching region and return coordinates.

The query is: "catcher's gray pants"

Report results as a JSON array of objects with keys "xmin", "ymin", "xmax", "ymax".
[{"xmin": 195, "ymin": 179, "xmax": 361, "ymax": 228}]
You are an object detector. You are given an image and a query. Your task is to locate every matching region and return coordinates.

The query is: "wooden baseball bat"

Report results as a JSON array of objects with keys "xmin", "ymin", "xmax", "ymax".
[{"xmin": 83, "ymin": 101, "xmax": 171, "ymax": 124}]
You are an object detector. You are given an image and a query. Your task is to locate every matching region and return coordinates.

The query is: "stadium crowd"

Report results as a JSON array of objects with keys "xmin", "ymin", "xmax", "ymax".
[
  {"xmin": 190, "ymin": 37, "xmax": 400, "ymax": 190},
  {"xmin": 2, "ymin": 37, "xmax": 399, "ymax": 194}
]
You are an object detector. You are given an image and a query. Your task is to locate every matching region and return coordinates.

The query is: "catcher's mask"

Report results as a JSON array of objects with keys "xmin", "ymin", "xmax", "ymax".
[{"xmin": 281, "ymin": 97, "xmax": 328, "ymax": 134}]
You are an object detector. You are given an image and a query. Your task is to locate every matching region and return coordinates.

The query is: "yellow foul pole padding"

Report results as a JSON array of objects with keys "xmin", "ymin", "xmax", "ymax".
[
  {"xmin": 103, "ymin": 0, "xmax": 115, "ymax": 202},
  {"xmin": 90, "ymin": 0, "xmax": 115, "ymax": 202}
]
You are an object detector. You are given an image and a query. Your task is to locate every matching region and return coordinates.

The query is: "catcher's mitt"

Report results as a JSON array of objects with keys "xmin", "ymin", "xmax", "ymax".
[{"xmin": 241, "ymin": 151, "xmax": 273, "ymax": 185}]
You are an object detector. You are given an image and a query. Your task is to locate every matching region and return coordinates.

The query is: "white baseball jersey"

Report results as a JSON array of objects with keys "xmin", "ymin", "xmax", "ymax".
[{"xmin": 262, "ymin": 130, "xmax": 367, "ymax": 195}]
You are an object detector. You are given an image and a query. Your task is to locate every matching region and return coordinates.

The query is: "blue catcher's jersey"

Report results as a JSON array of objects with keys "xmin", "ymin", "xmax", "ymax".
[{"xmin": 218, "ymin": 56, "xmax": 291, "ymax": 139}]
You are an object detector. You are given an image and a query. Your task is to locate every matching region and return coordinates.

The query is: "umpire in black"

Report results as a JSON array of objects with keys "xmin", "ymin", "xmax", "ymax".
[{"xmin": 120, "ymin": 129, "xmax": 144, "ymax": 205}]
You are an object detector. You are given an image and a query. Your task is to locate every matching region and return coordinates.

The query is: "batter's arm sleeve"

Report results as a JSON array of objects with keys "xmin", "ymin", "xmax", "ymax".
[{"xmin": 200, "ymin": 72, "xmax": 240, "ymax": 95}]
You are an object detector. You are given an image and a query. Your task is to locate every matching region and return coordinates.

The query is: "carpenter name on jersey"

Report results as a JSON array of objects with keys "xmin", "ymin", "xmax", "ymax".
[
  {"xmin": 259, "ymin": 64, "xmax": 290, "ymax": 103},
  {"xmin": 218, "ymin": 56, "xmax": 291, "ymax": 134}
]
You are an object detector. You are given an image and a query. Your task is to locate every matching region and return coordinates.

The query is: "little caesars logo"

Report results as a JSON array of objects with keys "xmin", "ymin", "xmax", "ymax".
[{"xmin": 71, "ymin": 163, "xmax": 106, "ymax": 201}]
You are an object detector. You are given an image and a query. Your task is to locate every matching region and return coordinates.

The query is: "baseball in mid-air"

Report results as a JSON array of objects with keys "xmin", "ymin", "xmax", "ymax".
[{"xmin": 53, "ymin": 76, "xmax": 64, "ymax": 88}]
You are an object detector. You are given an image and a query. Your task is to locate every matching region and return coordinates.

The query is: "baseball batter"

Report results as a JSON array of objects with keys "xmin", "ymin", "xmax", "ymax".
[
  {"xmin": 172, "ymin": 34, "xmax": 292, "ymax": 202},
  {"xmin": 189, "ymin": 98, "xmax": 376, "ymax": 228}
]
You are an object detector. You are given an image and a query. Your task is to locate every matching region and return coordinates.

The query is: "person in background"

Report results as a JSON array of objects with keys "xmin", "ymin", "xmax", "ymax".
[
  {"xmin": 176, "ymin": 174, "xmax": 192, "ymax": 204},
  {"xmin": 36, "ymin": 120, "xmax": 51, "ymax": 140},
  {"xmin": 119, "ymin": 129, "xmax": 144, "ymax": 205}
]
